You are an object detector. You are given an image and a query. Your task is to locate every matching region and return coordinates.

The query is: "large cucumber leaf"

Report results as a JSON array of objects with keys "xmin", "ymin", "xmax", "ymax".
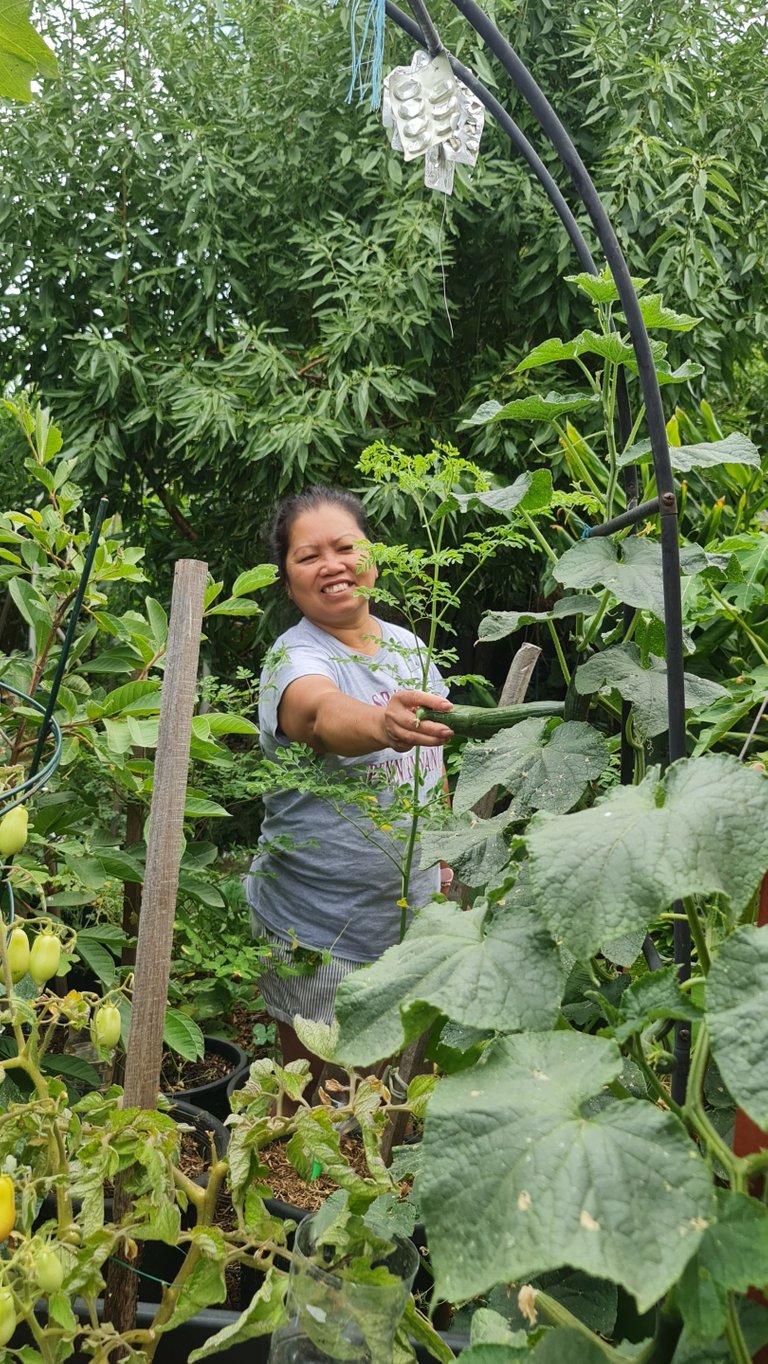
[
  {"xmin": 526, "ymin": 756, "xmax": 768, "ymax": 960},
  {"xmin": 419, "ymin": 1032, "xmax": 713, "ymax": 1309}
]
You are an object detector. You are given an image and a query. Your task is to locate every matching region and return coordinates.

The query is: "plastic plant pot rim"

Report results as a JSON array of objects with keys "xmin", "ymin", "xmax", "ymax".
[{"xmin": 164, "ymin": 1035, "xmax": 250, "ymax": 1110}]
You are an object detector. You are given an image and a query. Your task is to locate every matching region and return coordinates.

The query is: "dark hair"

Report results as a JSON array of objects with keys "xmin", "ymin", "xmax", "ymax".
[{"xmin": 269, "ymin": 486, "xmax": 371, "ymax": 584}]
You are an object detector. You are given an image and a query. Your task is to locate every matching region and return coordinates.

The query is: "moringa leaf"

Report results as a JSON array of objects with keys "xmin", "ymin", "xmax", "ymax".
[
  {"xmin": 334, "ymin": 899, "xmax": 564, "ymax": 1066},
  {"xmin": 419, "ymin": 1032, "xmax": 713, "ymax": 1309},
  {"xmin": 707, "ymin": 925, "xmax": 768, "ymax": 1129},
  {"xmin": 574, "ymin": 644, "xmax": 727, "ymax": 739},
  {"xmin": 527, "ymin": 756, "xmax": 768, "ymax": 960},
  {"xmin": 452, "ymin": 719, "xmax": 609, "ymax": 818}
]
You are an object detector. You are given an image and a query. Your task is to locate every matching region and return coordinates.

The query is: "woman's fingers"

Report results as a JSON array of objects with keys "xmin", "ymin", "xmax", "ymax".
[{"xmin": 384, "ymin": 690, "xmax": 453, "ymax": 749}]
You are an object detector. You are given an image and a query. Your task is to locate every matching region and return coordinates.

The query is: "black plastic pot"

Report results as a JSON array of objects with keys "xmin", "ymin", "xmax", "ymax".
[
  {"xmin": 29, "ymin": 1299, "xmax": 469, "ymax": 1362},
  {"xmin": 164, "ymin": 1036, "xmax": 250, "ymax": 1120}
]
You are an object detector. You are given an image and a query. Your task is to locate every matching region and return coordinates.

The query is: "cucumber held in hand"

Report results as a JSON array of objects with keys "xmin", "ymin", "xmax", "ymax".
[{"xmin": 416, "ymin": 699, "xmax": 564, "ymax": 738}]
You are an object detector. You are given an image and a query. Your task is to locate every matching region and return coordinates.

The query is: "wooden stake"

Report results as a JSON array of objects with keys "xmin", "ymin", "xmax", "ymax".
[{"xmin": 104, "ymin": 558, "xmax": 208, "ymax": 1343}]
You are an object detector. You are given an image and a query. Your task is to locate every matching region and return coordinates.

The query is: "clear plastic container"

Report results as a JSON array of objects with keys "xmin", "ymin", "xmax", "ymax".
[{"xmin": 267, "ymin": 1212, "xmax": 419, "ymax": 1364}]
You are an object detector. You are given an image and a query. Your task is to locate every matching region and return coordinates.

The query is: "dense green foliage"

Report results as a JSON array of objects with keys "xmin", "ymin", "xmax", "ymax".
[{"xmin": 0, "ymin": 0, "xmax": 765, "ymax": 618}]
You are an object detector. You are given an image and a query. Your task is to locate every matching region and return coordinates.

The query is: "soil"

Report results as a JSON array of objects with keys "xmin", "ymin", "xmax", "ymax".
[
  {"xmin": 258, "ymin": 1132, "xmax": 371, "ymax": 1212},
  {"xmin": 160, "ymin": 1047, "xmax": 232, "ymax": 1094}
]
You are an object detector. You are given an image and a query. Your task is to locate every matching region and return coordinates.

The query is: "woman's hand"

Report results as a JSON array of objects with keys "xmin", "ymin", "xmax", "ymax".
[{"xmin": 382, "ymin": 690, "xmax": 453, "ymax": 753}]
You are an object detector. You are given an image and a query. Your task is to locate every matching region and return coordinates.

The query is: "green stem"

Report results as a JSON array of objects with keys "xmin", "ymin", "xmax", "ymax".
[
  {"xmin": 546, "ymin": 619, "xmax": 571, "ymax": 685},
  {"xmin": 552, "ymin": 420, "xmax": 606, "ymax": 500},
  {"xmin": 603, "ymin": 361, "xmax": 620, "ymax": 521},
  {"xmin": 684, "ymin": 1024, "xmax": 744, "ymax": 1185},
  {"xmin": 580, "ymin": 590, "xmax": 613, "ymax": 649},
  {"xmin": 681, "ymin": 896, "xmax": 711, "ymax": 974},
  {"xmin": 518, "ymin": 507, "xmax": 559, "ymax": 564},
  {"xmin": 631, "ymin": 1039, "xmax": 686, "ymax": 1121},
  {"xmin": 532, "ymin": 1288, "xmax": 624, "ymax": 1359},
  {"xmin": 709, "ymin": 585, "xmax": 768, "ymax": 668},
  {"xmin": 724, "ymin": 1294, "xmax": 752, "ymax": 1364}
]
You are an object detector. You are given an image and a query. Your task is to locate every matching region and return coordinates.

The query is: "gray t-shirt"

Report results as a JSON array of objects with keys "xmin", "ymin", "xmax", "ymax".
[{"xmin": 245, "ymin": 616, "xmax": 447, "ymax": 962}]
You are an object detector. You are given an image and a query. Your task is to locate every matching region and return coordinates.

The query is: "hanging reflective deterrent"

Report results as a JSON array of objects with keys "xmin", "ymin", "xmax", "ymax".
[{"xmin": 382, "ymin": 50, "xmax": 485, "ymax": 195}]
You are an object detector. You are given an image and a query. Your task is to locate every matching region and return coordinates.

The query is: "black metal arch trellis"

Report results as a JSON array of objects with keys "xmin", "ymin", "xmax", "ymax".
[{"xmin": 381, "ymin": 0, "xmax": 691, "ymax": 1097}]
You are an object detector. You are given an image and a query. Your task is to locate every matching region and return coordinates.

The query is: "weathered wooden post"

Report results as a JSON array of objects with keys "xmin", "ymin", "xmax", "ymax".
[{"xmin": 104, "ymin": 558, "xmax": 208, "ymax": 1340}]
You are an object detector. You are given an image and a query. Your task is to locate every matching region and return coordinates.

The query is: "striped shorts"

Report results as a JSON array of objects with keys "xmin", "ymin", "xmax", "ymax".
[{"xmin": 254, "ymin": 919, "xmax": 362, "ymax": 1026}]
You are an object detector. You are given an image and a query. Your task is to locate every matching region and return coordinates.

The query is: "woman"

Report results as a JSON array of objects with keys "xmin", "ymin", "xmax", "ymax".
[{"xmin": 245, "ymin": 486, "xmax": 453, "ymax": 1080}]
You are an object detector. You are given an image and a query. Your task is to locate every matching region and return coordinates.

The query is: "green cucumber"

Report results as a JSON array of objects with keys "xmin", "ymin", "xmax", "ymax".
[{"xmin": 416, "ymin": 700, "xmax": 564, "ymax": 738}]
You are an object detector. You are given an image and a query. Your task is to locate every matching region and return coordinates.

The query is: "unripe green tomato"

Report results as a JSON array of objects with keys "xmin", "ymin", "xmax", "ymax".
[
  {"xmin": 0, "ymin": 805, "xmax": 28, "ymax": 858},
  {"xmin": 91, "ymin": 1004, "xmax": 121, "ymax": 1050},
  {"xmin": 29, "ymin": 933, "xmax": 61, "ymax": 986},
  {"xmin": 6, "ymin": 927, "xmax": 30, "ymax": 983},
  {"xmin": 36, "ymin": 1248, "xmax": 64, "ymax": 1295},
  {"xmin": 0, "ymin": 1287, "xmax": 14, "ymax": 1346}
]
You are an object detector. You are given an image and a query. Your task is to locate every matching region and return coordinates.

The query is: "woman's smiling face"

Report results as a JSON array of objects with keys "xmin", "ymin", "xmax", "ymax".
[{"xmin": 284, "ymin": 503, "xmax": 377, "ymax": 631}]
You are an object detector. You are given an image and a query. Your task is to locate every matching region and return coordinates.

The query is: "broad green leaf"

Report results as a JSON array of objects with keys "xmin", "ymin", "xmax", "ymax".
[
  {"xmin": 193, "ymin": 712, "xmax": 258, "ymax": 736},
  {"xmin": 565, "ymin": 270, "xmax": 650, "ymax": 304},
  {"xmin": 231, "ymin": 563, "xmax": 278, "ymax": 596},
  {"xmin": 294, "ymin": 1015, "xmax": 340, "ymax": 1062},
  {"xmin": 40, "ymin": 1052, "xmax": 102, "ymax": 1087},
  {"xmin": 530, "ymin": 1330, "xmax": 614, "ymax": 1362},
  {"xmin": 478, "ymin": 595, "xmax": 599, "ymax": 642},
  {"xmin": 678, "ymin": 1191, "xmax": 768, "ymax": 1342},
  {"xmin": 205, "ymin": 597, "xmax": 263, "ymax": 617},
  {"xmin": 482, "ymin": 391, "xmax": 601, "ymax": 424},
  {"xmin": 420, "ymin": 1032, "xmax": 713, "ymax": 1309},
  {"xmin": 419, "ymin": 809, "xmax": 514, "ymax": 888},
  {"xmin": 618, "ymin": 432, "xmax": 759, "ymax": 473},
  {"xmin": 0, "ymin": 0, "xmax": 57, "ymax": 101},
  {"xmin": 517, "ymin": 328, "xmax": 663, "ymax": 374},
  {"xmin": 453, "ymin": 720, "xmax": 609, "ymax": 818},
  {"xmin": 145, "ymin": 596, "xmax": 168, "ymax": 647},
  {"xmin": 515, "ymin": 336, "xmax": 578, "ymax": 371},
  {"xmin": 157, "ymin": 1228, "xmax": 227, "ymax": 1331},
  {"xmin": 334, "ymin": 899, "xmax": 564, "ymax": 1066},
  {"xmin": 653, "ymin": 358, "xmax": 706, "ymax": 386},
  {"xmin": 187, "ymin": 1271, "xmax": 288, "ymax": 1361},
  {"xmin": 612, "ymin": 967, "xmax": 702, "ymax": 1044},
  {"xmin": 574, "ymin": 645, "xmax": 727, "ymax": 739},
  {"xmin": 470, "ymin": 1308, "xmax": 528, "ymax": 1347},
  {"xmin": 287, "ymin": 1110, "xmax": 378, "ymax": 1197},
  {"xmin": 527, "ymin": 756, "xmax": 768, "ymax": 961},
  {"xmin": 99, "ymin": 679, "xmax": 162, "ymax": 717},
  {"xmin": 708, "ymin": 925, "xmax": 768, "ymax": 1128},
  {"xmin": 74, "ymin": 934, "xmax": 116, "ymax": 987},
  {"xmin": 632, "ymin": 294, "xmax": 701, "ymax": 332},
  {"xmin": 163, "ymin": 1007, "xmax": 205, "ymax": 1062},
  {"xmin": 451, "ymin": 472, "xmax": 532, "ymax": 515},
  {"xmin": 183, "ymin": 796, "xmax": 231, "ymax": 818},
  {"xmin": 554, "ymin": 537, "xmax": 668, "ymax": 619},
  {"xmin": 127, "ymin": 715, "xmax": 159, "ymax": 748},
  {"xmin": 81, "ymin": 644, "xmax": 145, "ymax": 674}
]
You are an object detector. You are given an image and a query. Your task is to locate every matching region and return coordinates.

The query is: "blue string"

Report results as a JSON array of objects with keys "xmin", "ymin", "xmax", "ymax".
[
  {"xmin": 345, "ymin": 0, "xmax": 386, "ymax": 110},
  {"xmin": 581, "ymin": 526, "xmax": 592, "ymax": 539}
]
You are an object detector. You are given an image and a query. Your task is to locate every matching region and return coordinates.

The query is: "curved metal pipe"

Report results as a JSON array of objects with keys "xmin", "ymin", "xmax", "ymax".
[
  {"xmin": 445, "ymin": 0, "xmax": 686, "ymax": 769},
  {"xmin": 384, "ymin": 2, "xmax": 597, "ymax": 276}
]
